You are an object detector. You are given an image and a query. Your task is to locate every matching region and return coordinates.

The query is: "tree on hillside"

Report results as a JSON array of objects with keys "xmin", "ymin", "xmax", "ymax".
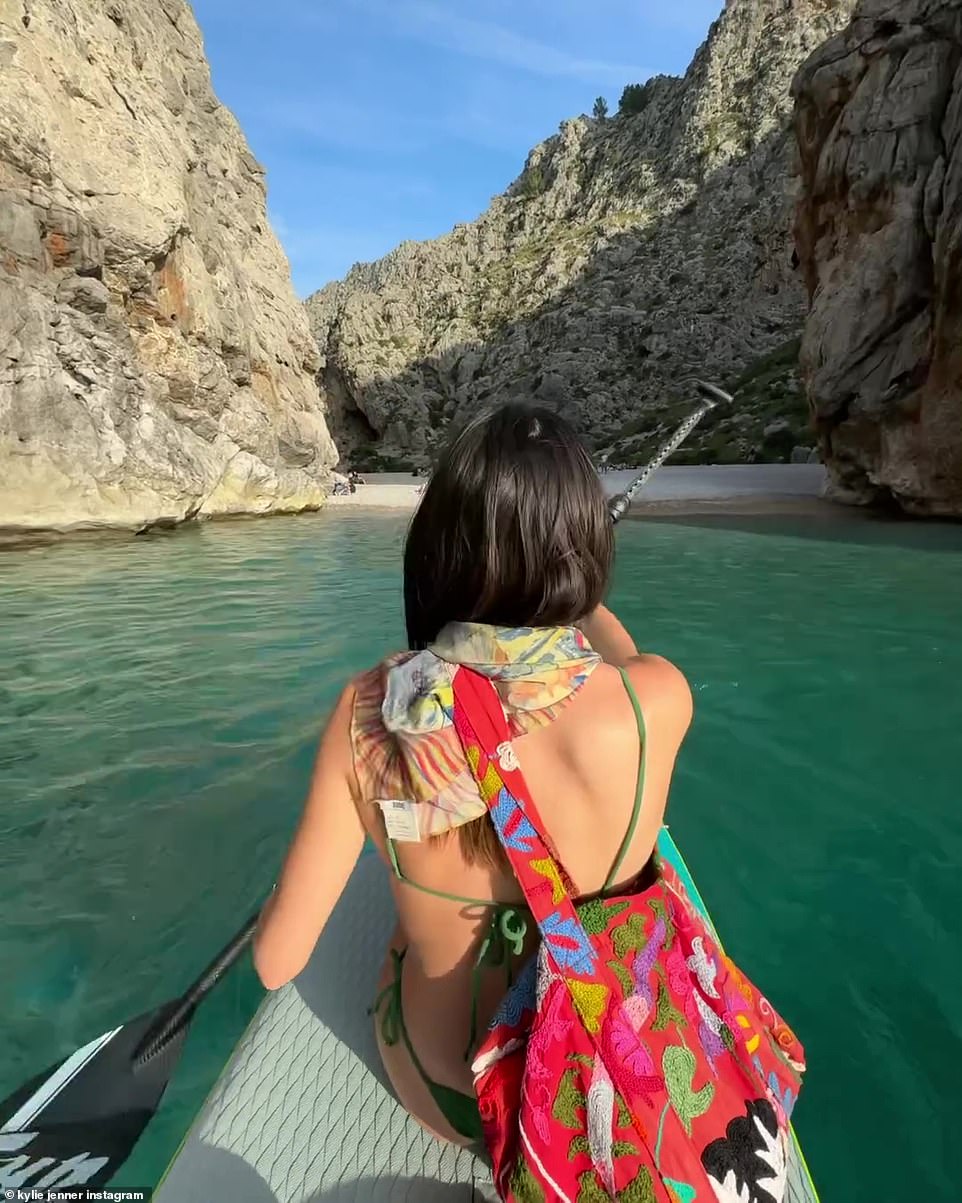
[
  {"xmin": 592, "ymin": 96, "xmax": 608, "ymax": 120},
  {"xmin": 618, "ymin": 83, "xmax": 650, "ymax": 116}
]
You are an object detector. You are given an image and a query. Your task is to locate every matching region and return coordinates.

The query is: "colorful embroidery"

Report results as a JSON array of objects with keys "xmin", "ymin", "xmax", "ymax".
[
  {"xmin": 586, "ymin": 1059, "xmax": 616, "ymax": 1192},
  {"xmin": 541, "ymin": 911, "xmax": 598, "ymax": 976},
  {"xmin": 508, "ymin": 1156, "xmax": 546, "ymax": 1203},
  {"xmin": 497, "ymin": 741, "xmax": 520, "ymax": 772},
  {"xmin": 663, "ymin": 1045, "xmax": 715, "ymax": 1137},
  {"xmin": 553, "ymin": 1065, "xmax": 587, "ymax": 1130},
  {"xmin": 532, "ymin": 857, "xmax": 566, "ymax": 905},
  {"xmin": 612, "ymin": 913, "xmax": 649, "ymax": 958},
  {"xmin": 734, "ymin": 1012, "xmax": 761, "ymax": 1055},
  {"xmin": 701, "ymin": 1099, "xmax": 787, "ymax": 1203},
  {"xmin": 652, "ymin": 981, "xmax": 687, "ymax": 1032},
  {"xmin": 451, "ymin": 666, "xmax": 806, "ymax": 1203},
  {"xmin": 608, "ymin": 1013, "xmax": 664, "ymax": 1103},
  {"xmin": 491, "ymin": 790, "xmax": 539, "ymax": 852},
  {"xmin": 569, "ymin": 979, "xmax": 609, "ymax": 1034},
  {"xmin": 687, "ymin": 937, "xmax": 720, "ymax": 998},
  {"xmin": 664, "ymin": 1178, "xmax": 697, "ymax": 1203},
  {"xmin": 608, "ymin": 958, "xmax": 634, "ymax": 999},
  {"xmin": 488, "ymin": 956, "xmax": 538, "ymax": 1031}
]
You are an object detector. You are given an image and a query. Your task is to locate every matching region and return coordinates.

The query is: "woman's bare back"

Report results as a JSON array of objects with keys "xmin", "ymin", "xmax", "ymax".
[{"xmin": 361, "ymin": 654, "xmax": 693, "ymax": 1143}]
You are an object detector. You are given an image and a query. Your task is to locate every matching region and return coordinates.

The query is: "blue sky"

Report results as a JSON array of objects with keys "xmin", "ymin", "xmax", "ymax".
[{"xmin": 192, "ymin": 0, "xmax": 724, "ymax": 297}]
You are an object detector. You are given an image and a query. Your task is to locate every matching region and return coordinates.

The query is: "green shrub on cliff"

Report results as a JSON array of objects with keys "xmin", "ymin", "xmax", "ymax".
[
  {"xmin": 519, "ymin": 163, "xmax": 546, "ymax": 199},
  {"xmin": 618, "ymin": 84, "xmax": 650, "ymax": 116}
]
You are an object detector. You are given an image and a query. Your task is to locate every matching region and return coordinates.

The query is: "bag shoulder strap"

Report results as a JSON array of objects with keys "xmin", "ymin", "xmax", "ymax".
[{"xmin": 452, "ymin": 666, "xmax": 637, "ymax": 1022}]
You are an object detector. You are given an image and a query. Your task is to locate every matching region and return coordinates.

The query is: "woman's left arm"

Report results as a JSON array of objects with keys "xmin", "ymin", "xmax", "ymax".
[{"xmin": 253, "ymin": 681, "xmax": 366, "ymax": 990}]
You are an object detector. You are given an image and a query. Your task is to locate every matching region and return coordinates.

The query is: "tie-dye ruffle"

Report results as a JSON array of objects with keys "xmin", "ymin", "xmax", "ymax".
[{"xmin": 350, "ymin": 622, "xmax": 600, "ymax": 838}]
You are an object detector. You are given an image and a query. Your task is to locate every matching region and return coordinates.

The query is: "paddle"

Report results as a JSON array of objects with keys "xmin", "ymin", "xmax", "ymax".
[
  {"xmin": 0, "ymin": 913, "xmax": 258, "ymax": 1191},
  {"xmin": 0, "ymin": 378, "xmax": 730, "ymax": 1192},
  {"xmin": 607, "ymin": 378, "xmax": 731, "ymax": 520}
]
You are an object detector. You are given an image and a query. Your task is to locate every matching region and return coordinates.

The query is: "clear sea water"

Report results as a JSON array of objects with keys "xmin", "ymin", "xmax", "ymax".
[{"xmin": 1, "ymin": 509, "xmax": 960, "ymax": 1200}]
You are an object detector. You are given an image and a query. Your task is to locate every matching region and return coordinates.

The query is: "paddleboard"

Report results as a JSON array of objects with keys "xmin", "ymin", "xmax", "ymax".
[{"xmin": 155, "ymin": 834, "xmax": 818, "ymax": 1201}]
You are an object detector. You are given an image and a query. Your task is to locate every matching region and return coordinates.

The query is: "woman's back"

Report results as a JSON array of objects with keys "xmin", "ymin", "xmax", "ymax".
[{"xmin": 359, "ymin": 646, "xmax": 693, "ymax": 1131}]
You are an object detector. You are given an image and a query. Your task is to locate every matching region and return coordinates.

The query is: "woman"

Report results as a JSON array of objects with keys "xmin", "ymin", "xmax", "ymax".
[{"xmin": 253, "ymin": 403, "xmax": 693, "ymax": 1146}]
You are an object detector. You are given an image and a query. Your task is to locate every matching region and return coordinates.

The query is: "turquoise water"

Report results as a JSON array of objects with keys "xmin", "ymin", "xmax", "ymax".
[{"xmin": 1, "ymin": 509, "xmax": 959, "ymax": 1200}]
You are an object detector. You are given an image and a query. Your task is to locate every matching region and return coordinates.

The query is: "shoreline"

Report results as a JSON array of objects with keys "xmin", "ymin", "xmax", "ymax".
[
  {"xmin": 327, "ymin": 464, "xmax": 832, "ymax": 515},
  {"xmin": 1, "ymin": 467, "xmax": 892, "ymax": 550}
]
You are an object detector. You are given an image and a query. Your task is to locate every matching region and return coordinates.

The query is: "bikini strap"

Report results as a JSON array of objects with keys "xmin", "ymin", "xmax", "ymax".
[
  {"xmin": 602, "ymin": 666, "xmax": 648, "ymax": 891},
  {"xmin": 384, "ymin": 833, "xmax": 488, "ymax": 907}
]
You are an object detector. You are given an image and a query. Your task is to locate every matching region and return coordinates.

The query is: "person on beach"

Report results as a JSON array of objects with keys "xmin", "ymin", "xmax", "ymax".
[{"xmin": 253, "ymin": 403, "xmax": 804, "ymax": 1198}]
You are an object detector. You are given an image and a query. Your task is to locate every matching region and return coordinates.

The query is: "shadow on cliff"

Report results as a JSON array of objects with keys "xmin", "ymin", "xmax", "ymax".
[{"xmin": 321, "ymin": 123, "xmax": 815, "ymax": 476}]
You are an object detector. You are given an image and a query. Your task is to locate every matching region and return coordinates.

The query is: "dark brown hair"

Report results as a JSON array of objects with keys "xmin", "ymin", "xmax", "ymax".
[
  {"xmin": 404, "ymin": 402, "xmax": 613, "ymax": 649},
  {"xmin": 402, "ymin": 402, "xmax": 614, "ymax": 868}
]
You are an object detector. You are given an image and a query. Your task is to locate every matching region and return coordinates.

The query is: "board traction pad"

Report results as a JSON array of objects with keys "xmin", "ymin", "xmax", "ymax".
[{"xmin": 156, "ymin": 837, "xmax": 817, "ymax": 1201}]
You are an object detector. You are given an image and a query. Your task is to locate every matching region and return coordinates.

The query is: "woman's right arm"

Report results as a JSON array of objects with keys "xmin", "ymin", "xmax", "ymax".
[
  {"xmin": 580, "ymin": 604, "xmax": 694, "ymax": 734},
  {"xmin": 577, "ymin": 604, "xmax": 639, "ymax": 666}
]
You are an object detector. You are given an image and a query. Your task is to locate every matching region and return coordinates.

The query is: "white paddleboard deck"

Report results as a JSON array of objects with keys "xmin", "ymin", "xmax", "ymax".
[{"xmin": 156, "ymin": 845, "xmax": 817, "ymax": 1201}]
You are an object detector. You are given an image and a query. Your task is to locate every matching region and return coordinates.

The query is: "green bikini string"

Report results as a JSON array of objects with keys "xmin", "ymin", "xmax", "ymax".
[
  {"xmin": 382, "ymin": 837, "xmax": 529, "ymax": 1053},
  {"xmin": 384, "ymin": 835, "xmax": 530, "ymax": 1057},
  {"xmin": 372, "ymin": 910, "xmax": 526, "ymax": 1065},
  {"xmin": 371, "ymin": 949, "xmax": 484, "ymax": 1143},
  {"xmin": 602, "ymin": 666, "xmax": 648, "ymax": 892},
  {"xmin": 464, "ymin": 903, "xmax": 528, "ymax": 1058},
  {"xmin": 372, "ymin": 948, "xmax": 404, "ymax": 1047}
]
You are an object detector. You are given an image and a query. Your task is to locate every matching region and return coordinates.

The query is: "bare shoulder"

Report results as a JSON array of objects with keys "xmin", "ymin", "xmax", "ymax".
[
  {"xmin": 623, "ymin": 653, "xmax": 690, "ymax": 689},
  {"xmin": 622, "ymin": 654, "xmax": 693, "ymax": 729}
]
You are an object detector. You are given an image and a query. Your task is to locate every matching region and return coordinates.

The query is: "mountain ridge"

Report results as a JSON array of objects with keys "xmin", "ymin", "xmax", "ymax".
[{"xmin": 308, "ymin": 0, "xmax": 858, "ymax": 471}]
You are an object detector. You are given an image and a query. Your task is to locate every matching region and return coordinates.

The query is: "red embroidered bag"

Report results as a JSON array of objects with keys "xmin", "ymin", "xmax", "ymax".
[{"xmin": 451, "ymin": 666, "xmax": 805, "ymax": 1203}]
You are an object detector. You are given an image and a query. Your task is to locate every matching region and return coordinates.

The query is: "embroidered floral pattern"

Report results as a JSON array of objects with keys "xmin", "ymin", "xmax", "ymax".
[
  {"xmin": 498, "ymin": 740, "xmax": 520, "ymax": 772},
  {"xmin": 452, "ymin": 666, "xmax": 806, "ymax": 1203},
  {"xmin": 701, "ymin": 1099, "xmax": 788, "ymax": 1203}
]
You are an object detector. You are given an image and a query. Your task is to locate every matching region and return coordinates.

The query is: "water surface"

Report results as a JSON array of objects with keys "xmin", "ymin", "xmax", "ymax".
[{"xmin": 1, "ymin": 509, "xmax": 959, "ymax": 1199}]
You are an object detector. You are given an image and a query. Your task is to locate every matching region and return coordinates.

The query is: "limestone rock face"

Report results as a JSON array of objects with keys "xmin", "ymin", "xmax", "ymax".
[
  {"xmin": 0, "ymin": 0, "xmax": 337, "ymax": 532},
  {"xmin": 793, "ymin": 0, "xmax": 962, "ymax": 516},
  {"xmin": 308, "ymin": 0, "xmax": 857, "ymax": 472}
]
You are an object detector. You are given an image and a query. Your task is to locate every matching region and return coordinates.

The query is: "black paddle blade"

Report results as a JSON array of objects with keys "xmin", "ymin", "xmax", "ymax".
[{"xmin": 0, "ymin": 1005, "xmax": 187, "ymax": 1192}]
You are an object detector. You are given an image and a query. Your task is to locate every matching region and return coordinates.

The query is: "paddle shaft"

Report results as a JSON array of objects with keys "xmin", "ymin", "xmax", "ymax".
[
  {"xmin": 133, "ymin": 911, "xmax": 260, "ymax": 1064},
  {"xmin": 607, "ymin": 379, "xmax": 731, "ymax": 522},
  {"xmin": 132, "ymin": 378, "xmax": 729, "ymax": 1065}
]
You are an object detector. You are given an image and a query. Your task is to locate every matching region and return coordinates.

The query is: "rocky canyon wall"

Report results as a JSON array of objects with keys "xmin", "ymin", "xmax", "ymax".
[
  {"xmin": 308, "ymin": 0, "xmax": 858, "ymax": 473},
  {"xmin": 793, "ymin": 0, "xmax": 962, "ymax": 516},
  {"xmin": 0, "ymin": 0, "xmax": 337, "ymax": 533}
]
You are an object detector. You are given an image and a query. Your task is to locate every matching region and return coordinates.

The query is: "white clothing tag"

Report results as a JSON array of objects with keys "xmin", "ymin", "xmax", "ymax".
[{"xmin": 377, "ymin": 798, "xmax": 422, "ymax": 843}]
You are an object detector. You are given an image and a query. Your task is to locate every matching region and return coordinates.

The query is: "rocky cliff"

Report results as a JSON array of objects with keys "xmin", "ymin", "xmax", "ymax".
[
  {"xmin": 308, "ymin": 0, "xmax": 857, "ymax": 473},
  {"xmin": 0, "ymin": 0, "xmax": 336, "ymax": 533},
  {"xmin": 793, "ymin": 0, "xmax": 962, "ymax": 516}
]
